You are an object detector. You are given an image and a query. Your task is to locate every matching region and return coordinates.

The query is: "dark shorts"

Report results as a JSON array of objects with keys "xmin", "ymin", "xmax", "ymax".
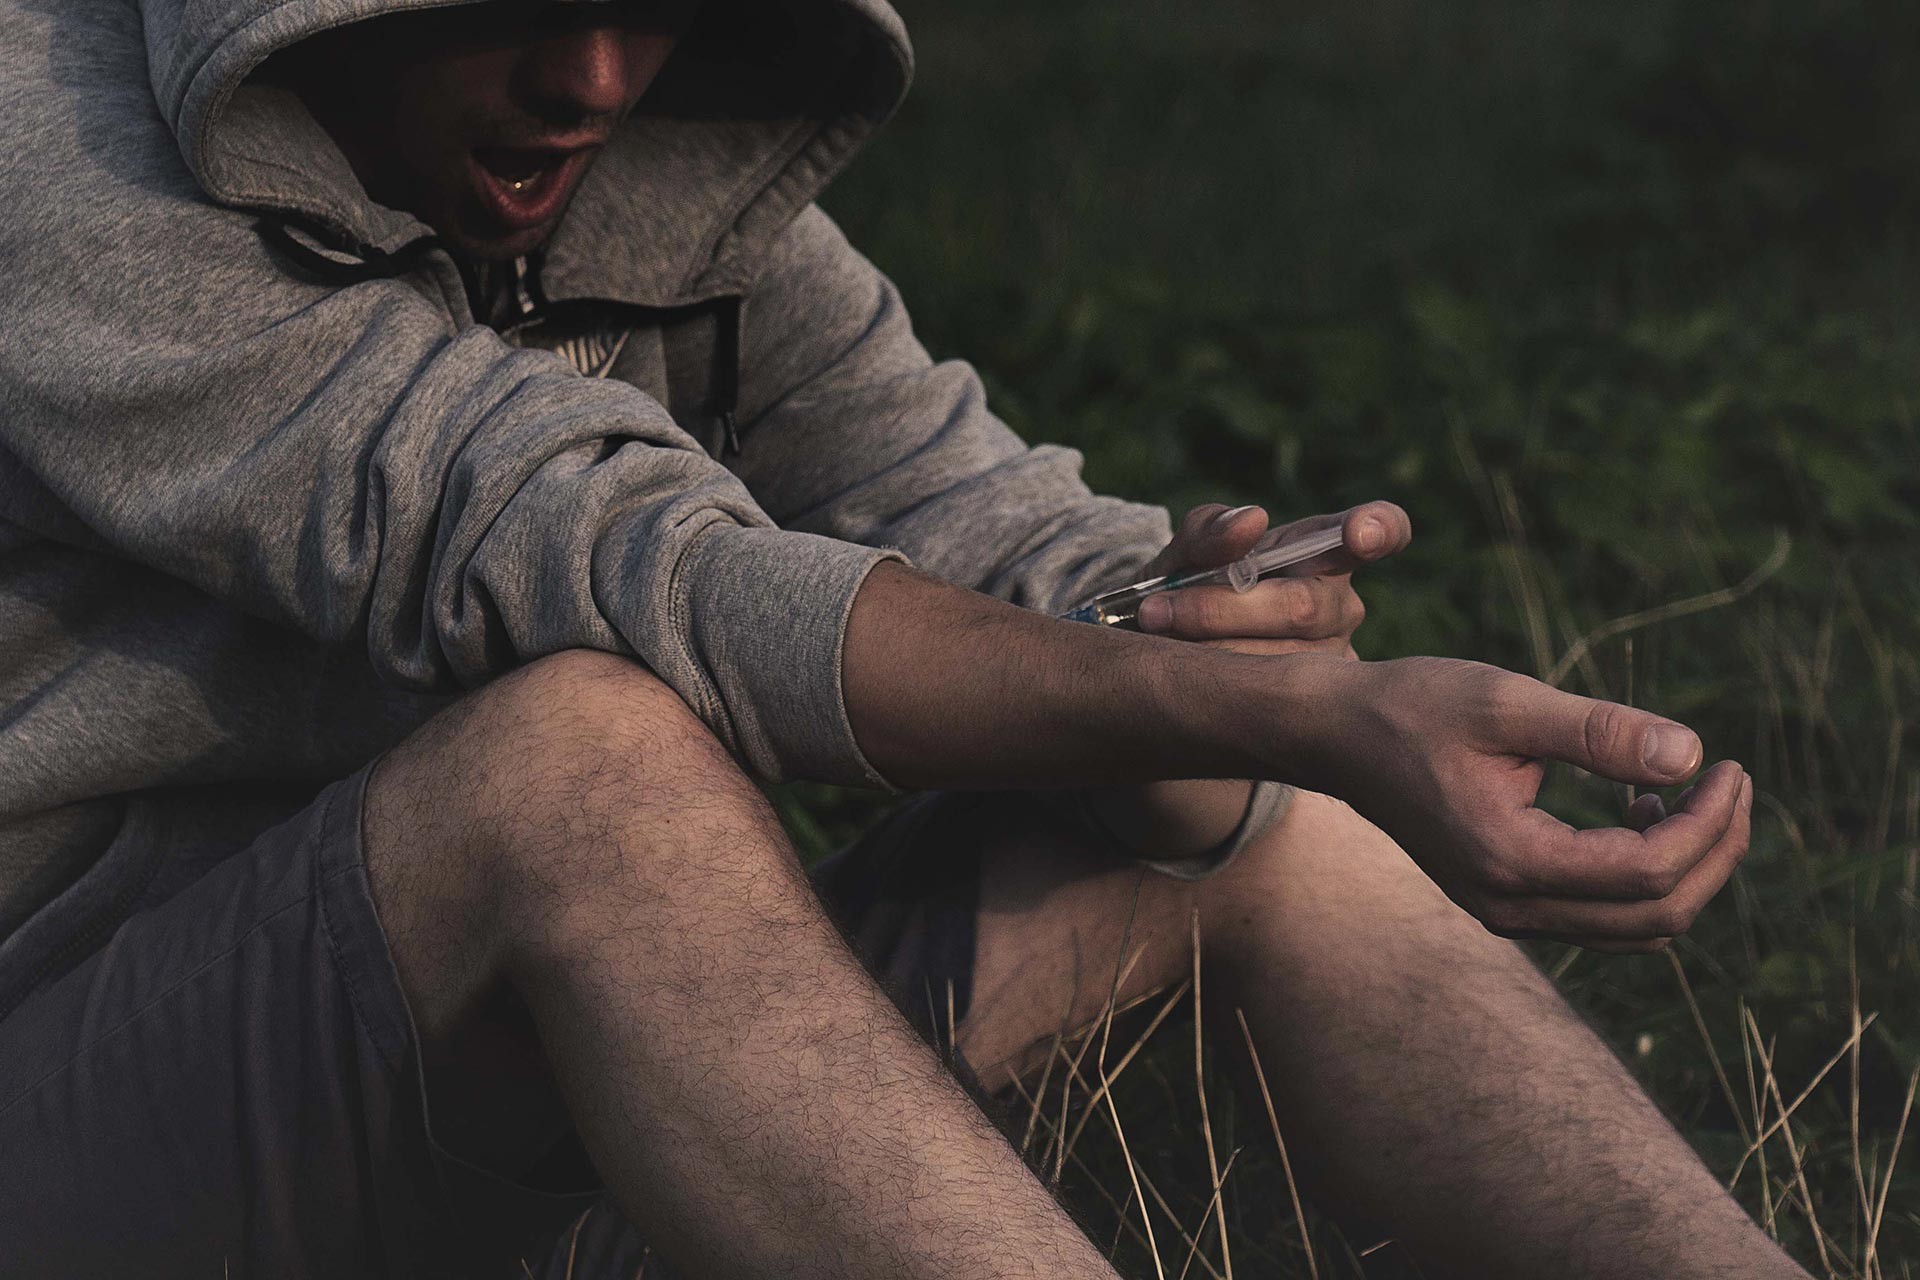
[{"xmin": 0, "ymin": 771, "xmax": 1288, "ymax": 1278}]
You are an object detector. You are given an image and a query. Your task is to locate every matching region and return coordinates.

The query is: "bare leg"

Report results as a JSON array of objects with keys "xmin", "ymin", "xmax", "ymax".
[
  {"xmin": 363, "ymin": 651, "xmax": 1119, "ymax": 1280},
  {"xmin": 961, "ymin": 790, "xmax": 1810, "ymax": 1279}
]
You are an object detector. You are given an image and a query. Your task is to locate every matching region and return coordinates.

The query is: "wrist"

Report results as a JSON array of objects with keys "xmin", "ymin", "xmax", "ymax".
[{"xmin": 1156, "ymin": 647, "xmax": 1368, "ymax": 793}]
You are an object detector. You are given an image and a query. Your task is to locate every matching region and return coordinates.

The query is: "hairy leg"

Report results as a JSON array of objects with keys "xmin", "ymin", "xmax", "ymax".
[
  {"xmin": 363, "ymin": 651, "xmax": 1119, "ymax": 1280},
  {"xmin": 960, "ymin": 790, "xmax": 1809, "ymax": 1279}
]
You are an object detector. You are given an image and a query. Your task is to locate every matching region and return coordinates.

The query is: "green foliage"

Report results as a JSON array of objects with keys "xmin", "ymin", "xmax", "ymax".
[{"xmin": 773, "ymin": 0, "xmax": 1920, "ymax": 1271}]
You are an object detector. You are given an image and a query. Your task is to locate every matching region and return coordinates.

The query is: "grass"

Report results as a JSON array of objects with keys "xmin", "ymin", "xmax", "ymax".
[{"xmin": 764, "ymin": 0, "xmax": 1920, "ymax": 1274}]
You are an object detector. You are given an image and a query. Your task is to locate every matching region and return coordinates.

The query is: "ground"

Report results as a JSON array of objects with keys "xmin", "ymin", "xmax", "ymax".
[{"xmin": 774, "ymin": 1, "xmax": 1920, "ymax": 1273}]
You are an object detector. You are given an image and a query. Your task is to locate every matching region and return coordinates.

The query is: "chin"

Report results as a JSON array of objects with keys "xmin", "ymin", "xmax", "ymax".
[
  {"xmin": 429, "ymin": 214, "xmax": 558, "ymax": 264},
  {"xmin": 457, "ymin": 226, "xmax": 555, "ymax": 262}
]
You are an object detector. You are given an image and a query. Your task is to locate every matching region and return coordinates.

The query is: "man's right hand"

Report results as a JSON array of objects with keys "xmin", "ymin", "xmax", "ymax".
[{"xmin": 1274, "ymin": 655, "xmax": 1752, "ymax": 952}]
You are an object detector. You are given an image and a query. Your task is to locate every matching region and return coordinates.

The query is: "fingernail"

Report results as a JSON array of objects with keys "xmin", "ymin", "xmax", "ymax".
[
  {"xmin": 1353, "ymin": 516, "xmax": 1385, "ymax": 553},
  {"xmin": 1212, "ymin": 504, "xmax": 1257, "ymax": 532},
  {"xmin": 1641, "ymin": 724, "xmax": 1701, "ymax": 777},
  {"xmin": 1138, "ymin": 595, "xmax": 1172, "ymax": 633}
]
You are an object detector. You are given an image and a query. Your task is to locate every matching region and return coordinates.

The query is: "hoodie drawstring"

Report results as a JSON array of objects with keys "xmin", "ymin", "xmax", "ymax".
[
  {"xmin": 256, "ymin": 216, "xmax": 746, "ymax": 459},
  {"xmin": 255, "ymin": 215, "xmax": 445, "ymax": 287}
]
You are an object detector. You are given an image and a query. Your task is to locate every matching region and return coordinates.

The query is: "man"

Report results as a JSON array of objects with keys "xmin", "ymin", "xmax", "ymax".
[{"xmin": 0, "ymin": 0, "xmax": 1803, "ymax": 1276}]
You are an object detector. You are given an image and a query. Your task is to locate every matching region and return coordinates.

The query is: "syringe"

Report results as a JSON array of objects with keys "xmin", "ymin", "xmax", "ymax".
[{"xmin": 1060, "ymin": 524, "xmax": 1347, "ymax": 629}]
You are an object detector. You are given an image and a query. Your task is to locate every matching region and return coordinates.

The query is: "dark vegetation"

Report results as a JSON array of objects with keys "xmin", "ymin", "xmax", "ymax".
[{"xmin": 777, "ymin": 1, "xmax": 1920, "ymax": 1272}]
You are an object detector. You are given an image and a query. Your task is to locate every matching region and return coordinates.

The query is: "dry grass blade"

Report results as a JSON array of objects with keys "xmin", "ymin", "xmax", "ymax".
[
  {"xmin": 1007, "ymin": 1072, "xmax": 1198, "ymax": 1278},
  {"xmin": 1489, "ymin": 469, "xmax": 1557, "ymax": 680},
  {"xmin": 1049, "ymin": 943, "xmax": 1153, "ymax": 1180},
  {"xmin": 1747, "ymin": 1011, "xmax": 1837, "ymax": 1280},
  {"xmin": 1053, "ymin": 1052, "xmax": 1231, "ymax": 1280},
  {"xmin": 1022, "ymin": 1023, "xmax": 1066, "ymax": 1158},
  {"xmin": 1235, "ymin": 1006, "xmax": 1320, "ymax": 1280},
  {"xmin": 1088, "ymin": 877, "xmax": 1164, "ymax": 1280},
  {"xmin": 1667, "ymin": 950, "xmax": 1754, "ymax": 1150},
  {"xmin": 1050, "ymin": 1008, "xmax": 1100, "ymax": 1181},
  {"xmin": 1175, "ymin": 1148, "xmax": 1241, "ymax": 1280},
  {"xmin": 1112, "ymin": 1184, "xmax": 1138, "ymax": 1261},
  {"xmin": 565, "ymin": 1209, "xmax": 587, "ymax": 1280},
  {"xmin": 1770, "ymin": 1176, "xmax": 1860, "ymax": 1280},
  {"xmin": 1546, "ymin": 531, "xmax": 1790, "ymax": 688},
  {"xmin": 1122, "ymin": 1144, "xmax": 1222, "ymax": 1280},
  {"xmin": 1740, "ymin": 997, "xmax": 1779, "ymax": 1236},
  {"xmin": 1863, "ymin": 1061, "xmax": 1920, "ymax": 1276},
  {"xmin": 1190, "ymin": 911, "xmax": 1233, "ymax": 1280},
  {"xmin": 1061, "ymin": 977, "xmax": 1193, "ymax": 1170},
  {"xmin": 1730, "ymin": 1009, "xmax": 1881, "ymax": 1189},
  {"xmin": 1852, "ymin": 942, "xmax": 1873, "ymax": 1242},
  {"xmin": 1056, "ymin": 877, "xmax": 1146, "ymax": 1184}
]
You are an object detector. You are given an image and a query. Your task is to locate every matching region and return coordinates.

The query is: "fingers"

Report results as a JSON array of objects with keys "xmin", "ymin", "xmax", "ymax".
[
  {"xmin": 1625, "ymin": 791, "xmax": 1667, "ymax": 832},
  {"xmin": 1139, "ymin": 574, "xmax": 1365, "ymax": 640},
  {"xmin": 1494, "ymin": 677, "xmax": 1705, "ymax": 788},
  {"xmin": 1158, "ymin": 504, "xmax": 1271, "ymax": 573},
  {"xmin": 1478, "ymin": 771, "xmax": 1752, "ymax": 946},
  {"xmin": 1153, "ymin": 500, "xmax": 1412, "ymax": 578},
  {"xmin": 1482, "ymin": 760, "xmax": 1745, "ymax": 899},
  {"xmin": 1257, "ymin": 501, "xmax": 1414, "ymax": 577}
]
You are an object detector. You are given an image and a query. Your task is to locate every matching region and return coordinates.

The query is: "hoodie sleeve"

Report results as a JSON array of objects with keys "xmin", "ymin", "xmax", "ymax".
[
  {"xmin": 0, "ymin": 155, "xmax": 899, "ymax": 791},
  {"xmin": 731, "ymin": 207, "xmax": 1174, "ymax": 613}
]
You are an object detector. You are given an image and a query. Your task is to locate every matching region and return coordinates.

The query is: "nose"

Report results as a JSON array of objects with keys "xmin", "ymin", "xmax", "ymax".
[{"xmin": 516, "ymin": 25, "xmax": 640, "ymax": 124}]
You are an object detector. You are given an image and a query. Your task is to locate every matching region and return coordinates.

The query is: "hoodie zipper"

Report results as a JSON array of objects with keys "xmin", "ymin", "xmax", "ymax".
[{"xmin": 507, "ymin": 292, "xmax": 747, "ymax": 459}]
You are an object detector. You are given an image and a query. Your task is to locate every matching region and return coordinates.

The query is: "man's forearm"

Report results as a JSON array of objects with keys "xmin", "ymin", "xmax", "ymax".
[{"xmin": 842, "ymin": 561, "xmax": 1327, "ymax": 793}]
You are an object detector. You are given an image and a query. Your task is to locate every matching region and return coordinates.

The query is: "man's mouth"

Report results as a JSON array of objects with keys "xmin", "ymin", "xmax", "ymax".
[
  {"xmin": 476, "ymin": 146, "xmax": 565, "ymax": 186},
  {"xmin": 468, "ymin": 144, "xmax": 598, "ymax": 237}
]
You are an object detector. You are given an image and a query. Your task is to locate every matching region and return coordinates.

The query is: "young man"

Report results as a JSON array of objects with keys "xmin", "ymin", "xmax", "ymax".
[{"xmin": 0, "ymin": 0, "xmax": 1803, "ymax": 1276}]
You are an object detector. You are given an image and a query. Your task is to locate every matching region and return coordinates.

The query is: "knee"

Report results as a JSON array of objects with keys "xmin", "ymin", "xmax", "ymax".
[
  {"xmin": 487, "ymin": 649, "xmax": 715, "ymax": 750},
  {"xmin": 373, "ymin": 650, "xmax": 755, "ymax": 865},
  {"xmin": 363, "ymin": 652, "xmax": 772, "ymax": 1033},
  {"xmin": 463, "ymin": 649, "xmax": 736, "ymax": 795},
  {"xmin": 1195, "ymin": 789, "xmax": 1469, "ymax": 958}
]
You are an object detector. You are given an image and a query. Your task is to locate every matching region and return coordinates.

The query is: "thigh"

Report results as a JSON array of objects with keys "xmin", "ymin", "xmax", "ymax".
[{"xmin": 0, "ymin": 769, "xmax": 627, "ymax": 1280}]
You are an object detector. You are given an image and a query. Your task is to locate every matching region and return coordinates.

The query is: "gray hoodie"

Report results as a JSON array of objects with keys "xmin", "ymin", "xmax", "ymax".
[{"xmin": 0, "ymin": 0, "xmax": 1172, "ymax": 1001}]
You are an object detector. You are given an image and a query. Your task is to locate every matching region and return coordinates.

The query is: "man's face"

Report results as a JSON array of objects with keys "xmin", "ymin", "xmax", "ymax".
[{"xmin": 287, "ymin": 1, "xmax": 700, "ymax": 260}]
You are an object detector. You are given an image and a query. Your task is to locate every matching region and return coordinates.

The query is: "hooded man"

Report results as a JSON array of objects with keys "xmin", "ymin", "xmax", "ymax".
[{"xmin": 0, "ymin": 1, "xmax": 1806, "ymax": 1276}]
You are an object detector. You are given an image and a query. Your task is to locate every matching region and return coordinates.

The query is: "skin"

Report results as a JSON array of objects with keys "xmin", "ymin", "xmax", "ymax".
[
  {"xmin": 287, "ymin": 6, "xmax": 1806, "ymax": 1275},
  {"xmin": 280, "ymin": 0, "xmax": 700, "ymax": 260}
]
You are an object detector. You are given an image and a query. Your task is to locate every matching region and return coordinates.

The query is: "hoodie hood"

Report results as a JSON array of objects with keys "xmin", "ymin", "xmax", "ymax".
[{"xmin": 139, "ymin": 0, "xmax": 912, "ymax": 306}]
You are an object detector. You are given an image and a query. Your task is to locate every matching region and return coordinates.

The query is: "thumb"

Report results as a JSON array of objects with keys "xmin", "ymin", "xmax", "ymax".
[{"xmin": 1506, "ymin": 683, "xmax": 1704, "ymax": 786}]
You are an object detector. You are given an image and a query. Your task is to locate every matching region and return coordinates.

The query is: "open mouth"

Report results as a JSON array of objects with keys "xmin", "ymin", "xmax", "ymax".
[
  {"xmin": 474, "ymin": 146, "xmax": 565, "ymax": 191},
  {"xmin": 468, "ymin": 145, "xmax": 596, "ymax": 236}
]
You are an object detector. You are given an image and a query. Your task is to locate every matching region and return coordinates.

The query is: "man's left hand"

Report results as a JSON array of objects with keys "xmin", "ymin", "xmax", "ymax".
[{"xmin": 1134, "ymin": 500, "xmax": 1412, "ymax": 656}]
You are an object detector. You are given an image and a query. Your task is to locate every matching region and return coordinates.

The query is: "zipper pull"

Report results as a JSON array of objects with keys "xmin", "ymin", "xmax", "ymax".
[
  {"xmin": 512, "ymin": 256, "xmax": 536, "ymax": 317},
  {"xmin": 719, "ymin": 410, "xmax": 742, "ymax": 458}
]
